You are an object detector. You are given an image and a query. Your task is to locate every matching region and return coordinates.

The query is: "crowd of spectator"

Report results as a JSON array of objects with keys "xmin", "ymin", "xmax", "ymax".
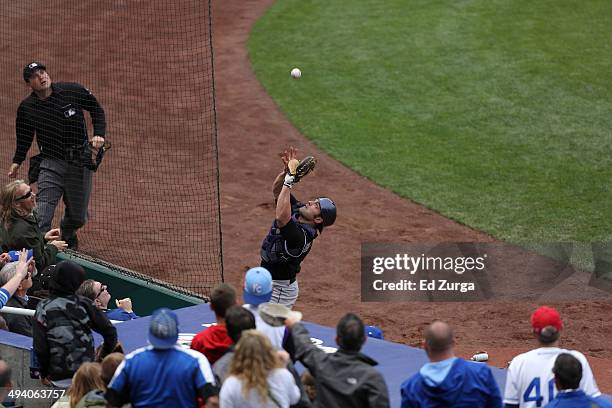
[
  {"xmin": 0, "ymin": 260, "xmax": 611, "ymax": 407},
  {"xmin": 1, "ymin": 263, "xmax": 611, "ymax": 407},
  {"xmin": 0, "ymin": 190, "xmax": 609, "ymax": 408}
]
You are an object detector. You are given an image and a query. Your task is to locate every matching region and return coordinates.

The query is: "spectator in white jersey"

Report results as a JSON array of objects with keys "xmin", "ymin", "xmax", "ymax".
[{"xmin": 503, "ymin": 306, "xmax": 601, "ymax": 408}]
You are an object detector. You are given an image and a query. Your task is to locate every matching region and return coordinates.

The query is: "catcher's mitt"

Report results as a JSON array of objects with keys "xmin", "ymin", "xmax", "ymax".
[{"xmin": 287, "ymin": 156, "xmax": 316, "ymax": 183}]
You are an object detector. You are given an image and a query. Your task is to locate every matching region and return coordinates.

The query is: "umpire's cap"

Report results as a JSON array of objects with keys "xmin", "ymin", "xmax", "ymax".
[
  {"xmin": 23, "ymin": 61, "xmax": 46, "ymax": 82},
  {"xmin": 318, "ymin": 197, "xmax": 336, "ymax": 227}
]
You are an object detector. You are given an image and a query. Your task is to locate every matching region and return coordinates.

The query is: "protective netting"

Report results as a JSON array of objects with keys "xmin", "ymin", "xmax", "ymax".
[{"xmin": 0, "ymin": 0, "xmax": 223, "ymax": 297}]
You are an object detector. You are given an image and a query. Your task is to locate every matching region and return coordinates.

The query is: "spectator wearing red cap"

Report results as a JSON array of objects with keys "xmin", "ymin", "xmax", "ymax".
[{"xmin": 503, "ymin": 306, "xmax": 601, "ymax": 408}]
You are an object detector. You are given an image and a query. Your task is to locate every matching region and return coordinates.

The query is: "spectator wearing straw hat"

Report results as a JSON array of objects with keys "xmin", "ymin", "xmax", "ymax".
[{"xmin": 242, "ymin": 267, "xmax": 293, "ymax": 354}]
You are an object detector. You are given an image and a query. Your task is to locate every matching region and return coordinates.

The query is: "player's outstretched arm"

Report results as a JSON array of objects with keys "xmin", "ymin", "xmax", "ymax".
[
  {"xmin": 273, "ymin": 147, "xmax": 293, "ymax": 199},
  {"xmin": 272, "ymin": 171, "xmax": 285, "ymax": 200},
  {"xmin": 276, "ymin": 183, "xmax": 292, "ymax": 228}
]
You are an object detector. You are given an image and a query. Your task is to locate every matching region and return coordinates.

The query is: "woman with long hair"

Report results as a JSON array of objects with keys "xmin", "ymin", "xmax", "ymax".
[
  {"xmin": 220, "ymin": 330, "xmax": 300, "ymax": 407},
  {"xmin": 0, "ymin": 180, "xmax": 66, "ymax": 278},
  {"xmin": 50, "ymin": 362, "xmax": 105, "ymax": 408}
]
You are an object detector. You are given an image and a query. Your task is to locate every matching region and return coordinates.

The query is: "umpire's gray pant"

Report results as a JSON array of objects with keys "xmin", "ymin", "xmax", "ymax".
[{"xmin": 36, "ymin": 158, "xmax": 92, "ymax": 240}]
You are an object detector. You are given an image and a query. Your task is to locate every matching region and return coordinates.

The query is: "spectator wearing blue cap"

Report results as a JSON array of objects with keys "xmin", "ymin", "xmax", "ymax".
[
  {"xmin": 106, "ymin": 308, "xmax": 218, "ymax": 408},
  {"xmin": 0, "ymin": 253, "xmax": 37, "ymax": 336},
  {"xmin": 0, "ymin": 180, "xmax": 67, "ymax": 280},
  {"xmin": 260, "ymin": 147, "xmax": 337, "ymax": 308},
  {"xmin": 242, "ymin": 267, "xmax": 293, "ymax": 353}
]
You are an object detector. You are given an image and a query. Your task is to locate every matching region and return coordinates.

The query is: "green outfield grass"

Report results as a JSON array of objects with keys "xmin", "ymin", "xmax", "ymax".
[{"xmin": 248, "ymin": 0, "xmax": 612, "ymax": 243}]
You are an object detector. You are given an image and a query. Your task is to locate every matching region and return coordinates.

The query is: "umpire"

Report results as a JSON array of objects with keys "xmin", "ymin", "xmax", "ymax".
[{"xmin": 8, "ymin": 62, "xmax": 106, "ymax": 249}]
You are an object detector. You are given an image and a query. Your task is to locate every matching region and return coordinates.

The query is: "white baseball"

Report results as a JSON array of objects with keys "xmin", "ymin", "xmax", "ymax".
[{"xmin": 291, "ymin": 68, "xmax": 301, "ymax": 79}]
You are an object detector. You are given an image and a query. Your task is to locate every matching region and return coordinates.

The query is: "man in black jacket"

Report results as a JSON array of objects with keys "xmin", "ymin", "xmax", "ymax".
[
  {"xmin": 34, "ymin": 260, "xmax": 117, "ymax": 388},
  {"xmin": 286, "ymin": 312, "xmax": 390, "ymax": 408},
  {"xmin": 9, "ymin": 62, "xmax": 107, "ymax": 249}
]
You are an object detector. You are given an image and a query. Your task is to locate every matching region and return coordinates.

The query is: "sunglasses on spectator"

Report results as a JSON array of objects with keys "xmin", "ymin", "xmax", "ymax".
[
  {"xmin": 15, "ymin": 189, "xmax": 33, "ymax": 201},
  {"xmin": 96, "ymin": 284, "xmax": 108, "ymax": 299}
]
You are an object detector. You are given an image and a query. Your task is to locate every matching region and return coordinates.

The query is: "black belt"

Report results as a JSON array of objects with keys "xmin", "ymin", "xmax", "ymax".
[{"xmin": 271, "ymin": 276, "xmax": 296, "ymax": 284}]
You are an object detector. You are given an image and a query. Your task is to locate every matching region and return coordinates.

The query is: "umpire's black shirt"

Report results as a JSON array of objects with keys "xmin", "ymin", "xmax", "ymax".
[{"xmin": 14, "ymin": 82, "xmax": 106, "ymax": 164}]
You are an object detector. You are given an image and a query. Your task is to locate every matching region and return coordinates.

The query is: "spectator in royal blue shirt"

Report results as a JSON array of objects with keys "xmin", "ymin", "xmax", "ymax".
[
  {"xmin": 543, "ymin": 353, "xmax": 611, "ymax": 408},
  {"xmin": 400, "ymin": 321, "xmax": 502, "ymax": 408},
  {"xmin": 106, "ymin": 308, "xmax": 218, "ymax": 408}
]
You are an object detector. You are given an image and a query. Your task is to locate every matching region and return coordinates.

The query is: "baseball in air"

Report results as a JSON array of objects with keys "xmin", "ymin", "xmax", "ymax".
[{"xmin": 290, "ymin": 68, "xmax": 302, "ymax": 79}]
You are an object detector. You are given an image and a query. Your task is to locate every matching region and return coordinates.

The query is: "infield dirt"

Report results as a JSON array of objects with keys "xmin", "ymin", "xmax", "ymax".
[
  {"xmin": 212, "ymin": 0, "xmax": 612, "ymax": 391},
  {"xmin": 1, "ymin": 0, "xmax": 608, "ymax": 393}
]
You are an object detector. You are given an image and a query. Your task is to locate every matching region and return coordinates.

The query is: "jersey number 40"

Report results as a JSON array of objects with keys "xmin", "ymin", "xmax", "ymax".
[{"xmin": 523, "ymin": 377, "xmax": 555, "ymax": 407}]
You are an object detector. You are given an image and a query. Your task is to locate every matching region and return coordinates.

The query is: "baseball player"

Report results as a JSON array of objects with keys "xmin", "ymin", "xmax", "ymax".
[
  {"xmin": 503, "ymin": 306, "xmax": 601, "ymax": 408},
  {"xmin": 9, "ymin": 62, "xmax": 106, "ymax": 250},
  {"xmin": 260, "ymin": 147, "xmax": 336, "ymax": 308}
]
